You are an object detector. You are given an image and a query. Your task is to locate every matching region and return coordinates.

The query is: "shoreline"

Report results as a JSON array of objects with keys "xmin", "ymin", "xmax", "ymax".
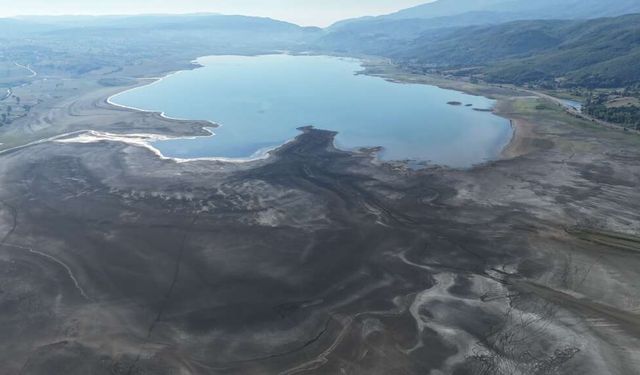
[
  {"xmin": 499, "ymin": 118, "xmax": 534, "ymax": 159},
  {"xmin": 360, "ymin": 76, "xmax": 527, "ymax": 164},
  {"xmin": 102, "ymin": 54, "xmax": 518, "ymax": 170},
  {"xmin": 358, "ymin": 61, "xmax": 545, "ymax": 163},
  {"xmin": 105, "ymin": 59, "xmax": 218, "ymax": 127},
  {"xmin": 103, "ymin": 58, "xmax": 287, "ymax": 165},
  {"xmin": 57, "ymin": 128, "xmax": 299, "ymax": 165}
]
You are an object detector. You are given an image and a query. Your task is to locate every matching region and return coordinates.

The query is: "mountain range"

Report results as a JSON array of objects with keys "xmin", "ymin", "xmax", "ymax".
[
  {"xmin": 316, "ymin": 0, "xmax": 640, "ymax": 87},
  {"xmin": 1, "ymin": 0, "xmax": 639, "ymax": 87}
]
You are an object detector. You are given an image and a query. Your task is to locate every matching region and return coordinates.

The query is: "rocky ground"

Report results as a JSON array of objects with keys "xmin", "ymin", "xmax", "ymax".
[{"xmin": 0, "ymin": 70, "xmax": 638, "ymax": 374}]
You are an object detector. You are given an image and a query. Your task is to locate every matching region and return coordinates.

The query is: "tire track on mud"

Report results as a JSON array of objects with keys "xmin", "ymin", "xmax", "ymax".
[
  {"xmin": 126, "ymin": 214, "xmax": 199, "ymax": 375},
  {"xmin": 2, "ymin": 243, "xmax": 91, "ymax": 301},
  {"xmin": 0, "ymin": 199, "xmax": 18, "ymax": 245}
]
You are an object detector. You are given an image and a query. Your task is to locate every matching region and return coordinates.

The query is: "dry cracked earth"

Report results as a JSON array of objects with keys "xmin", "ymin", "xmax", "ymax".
[{"xmin": 0, "ymin": 84, "xmax": 639, "ymax": 375}]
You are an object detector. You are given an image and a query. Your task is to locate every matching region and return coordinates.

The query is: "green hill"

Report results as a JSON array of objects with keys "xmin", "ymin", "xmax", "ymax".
[{"xmin": 318, "ymin": 13, "xmax": 640, "ymax": 88}]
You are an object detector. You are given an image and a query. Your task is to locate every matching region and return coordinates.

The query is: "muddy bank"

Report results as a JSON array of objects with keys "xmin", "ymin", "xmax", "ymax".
[{"xmin": 0, "ymin": 61, "xmax": 639, "ymax": 374}]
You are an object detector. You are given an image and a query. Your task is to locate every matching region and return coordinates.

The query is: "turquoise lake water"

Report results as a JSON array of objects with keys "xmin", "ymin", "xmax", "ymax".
[{"xmin": 111, "ymin": 55, "xmax": 512, "ymax": 167}]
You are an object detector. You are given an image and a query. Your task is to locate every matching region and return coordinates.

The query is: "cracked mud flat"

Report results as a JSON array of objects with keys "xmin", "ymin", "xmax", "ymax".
[{"xmin": 0, "ymin": 78, "xmax": 639, "ymax": 374}]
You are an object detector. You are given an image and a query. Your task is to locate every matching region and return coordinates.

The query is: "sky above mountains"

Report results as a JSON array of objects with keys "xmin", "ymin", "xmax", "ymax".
[{"xmin": 0, "ymin": 0, "xmax": 433, "ymax": 26}]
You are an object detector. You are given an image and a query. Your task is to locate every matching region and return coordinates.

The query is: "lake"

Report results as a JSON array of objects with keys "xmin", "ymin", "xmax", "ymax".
[{"xmin": 111, "ymin": 55, "xmax": 512, "ymax": 167}]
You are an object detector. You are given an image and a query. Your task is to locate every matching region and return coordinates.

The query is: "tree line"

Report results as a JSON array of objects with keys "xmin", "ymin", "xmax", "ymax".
[{"xmin": 583, "ymin": 89, "xmax": 640, "ymax": 130}]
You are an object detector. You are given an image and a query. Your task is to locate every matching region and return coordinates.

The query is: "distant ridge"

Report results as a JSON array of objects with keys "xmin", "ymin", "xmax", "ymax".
[
  {"xmin": 327, "ymin": 0, "xmax": 640, "ymax": 35},
  {"xmin": 388, "ymin": 0, "xmax": 640, "ymax": 21},
  {"xmin": 318, "ymin": 13, "xmax": 640, "ymax": 88},
  {"xmin": 0, "ymin": 14, "xmax": 320, "ymax": 77}
]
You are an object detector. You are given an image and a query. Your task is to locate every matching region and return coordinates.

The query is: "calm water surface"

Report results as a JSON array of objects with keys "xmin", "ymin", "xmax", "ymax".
[{"xmin": 111, "ymin": 55, "xmax": 512, "ymax": 167}]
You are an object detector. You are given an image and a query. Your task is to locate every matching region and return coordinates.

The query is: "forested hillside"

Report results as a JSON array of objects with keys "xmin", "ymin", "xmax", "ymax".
[{"xmin": 316, "ymin": 14, "xmax": 640, "ymax": 88}]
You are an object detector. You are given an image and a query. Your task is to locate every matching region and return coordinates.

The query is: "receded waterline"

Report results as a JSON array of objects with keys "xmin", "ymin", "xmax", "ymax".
[{"xmin": 110, "ymin": 54, "xmax": 512, "ymax": 168}]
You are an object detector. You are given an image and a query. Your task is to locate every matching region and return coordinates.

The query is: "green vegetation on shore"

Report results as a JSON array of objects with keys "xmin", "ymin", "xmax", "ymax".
[
  {"xmin": 584, "ymin": 91, "xmax": 640, "ymax": 129},
  {"xmin": 323, "ymin": 14, "xmax": 640, "ymax": 90}
]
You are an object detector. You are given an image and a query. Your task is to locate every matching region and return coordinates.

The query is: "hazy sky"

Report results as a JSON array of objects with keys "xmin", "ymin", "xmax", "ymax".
[{"xmin": 0, "ymin": 0, "xmax": 434, "ymax": 26}]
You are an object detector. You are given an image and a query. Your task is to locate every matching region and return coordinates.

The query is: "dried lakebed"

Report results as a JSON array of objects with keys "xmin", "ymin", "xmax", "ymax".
[{"xmin": 0, "ymin": 63, "xmax": 638, "ymax": 374}]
